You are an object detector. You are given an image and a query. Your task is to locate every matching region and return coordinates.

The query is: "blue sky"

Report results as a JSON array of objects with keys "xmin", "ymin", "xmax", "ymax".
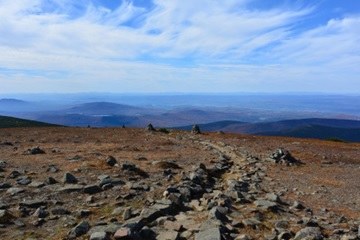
[{"xmin": 0, "ymin": 0, "xmax": 359, "ymax": 93}]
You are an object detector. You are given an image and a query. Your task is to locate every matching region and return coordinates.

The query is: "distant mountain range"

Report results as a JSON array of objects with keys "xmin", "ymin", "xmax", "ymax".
[
  {"xmin": 1, "ymin": 100, "xmax": 360, "ymax": 142},
  {"xmin": 176, "ymin": 118, "xmax": 360, "ymax": 142}
]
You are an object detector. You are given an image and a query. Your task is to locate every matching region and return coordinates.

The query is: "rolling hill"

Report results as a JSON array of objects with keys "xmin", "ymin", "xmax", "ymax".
[
  {"xmin": 0, "ymin": 115, "xmax": 60, "ymax": 128},
  {"xmin": 176, "ymin": 118, "xmax": 360, "ymax": 142},
  {"xmin": 258, "ymin": 124, "xmax": 360, "ymax": 142}
]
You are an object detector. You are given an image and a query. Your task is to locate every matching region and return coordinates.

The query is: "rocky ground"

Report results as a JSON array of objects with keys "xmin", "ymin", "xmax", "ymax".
[{"xmin": 0, "ymin": 127, "xmax": 359, "ymax": 240}]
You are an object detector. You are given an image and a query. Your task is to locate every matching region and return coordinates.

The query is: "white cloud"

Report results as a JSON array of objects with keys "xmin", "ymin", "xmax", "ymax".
[{"xmin": 0, "ymin": 0, "xmax": 359, "ymax": 93}]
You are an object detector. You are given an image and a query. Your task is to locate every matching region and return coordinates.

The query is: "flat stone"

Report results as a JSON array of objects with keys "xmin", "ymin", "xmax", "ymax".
[
  {"xmin": 88, "ymin": 223, "xmax": 122, "ymax": 235},
  {"xmin": 163, "ymin": 220, "xmax": 182, "ymax": 231},
  {"xmin": 195, "ymin": 227, "xmax": 221, "ymax": 240},
  {"xmin": 340, "ymin": 235, "xmax": 358, "ymax": 240},
  {"xmin": 112, "ymin": 207, "xmax": 124, "ymax": 216},
  {"xmin": 90, "ymin": 231, "xmax": 110, "ymax": 240},
  {"xmin": 242, "ymin": 218, "xmax": 261, "ymax": 227},
  {"xmin": 28, "ymin": 181, "xmax": 45, "ymax": 188},
  {"xmin": 157, "ymin": 230, "xmax": 179, "ymax": 240},
  {"xmin": 114, "ymin": 227, "xmax": 132, "ymax": 239},
  {"xmin": 266, "ymin": 193, "xmax": 280, "ymax": 202},
  {"xmin": 235, "ymin": 234, "xmax": 252, "ymax": 240},
  {"xmin": 6, "ymin": 187, "xmax": 24, "ymax": 195},
  {"xmin": 254, "ymin": 199, "xmax": 278, "ymax": 210},
  {"xmin": 16, "ymin": 176, "xmax": 31, "ymax": 185},
  {"xmin": 57, "ymin": 184, "xmax": 84, "ymax": 193},
  {"xmin": 19, "ymin": 200, "xmax": 47, "ymax": 208},
  {"xmin": 294, "ymin": 227, "xmax": 323, "ymax": 240}
]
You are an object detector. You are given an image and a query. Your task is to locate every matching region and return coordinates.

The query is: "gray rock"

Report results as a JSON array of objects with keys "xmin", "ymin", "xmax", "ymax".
[
  {"xmin": 0, "ymin": 202, "xmax": 9, "ymax": 210},
  {"xmin": 209, "ymin": 206, "xmax": 228, "ymax": 222},
  {"xmin": 68, "ymin": 221, "xmax": 90, "ymax": 239},
  {"xmin": 84, "ymin": 185, "xmax": 102, "ymax": 194},
  {"xmin": 195, "ymin": 227, "xmax": 221, "ymax": 240},
  {"xmin": 275, "ymin": 220, "xmax": 290, "ymax": 230},
  {"xmin": 8, "ymin": 170, "xmax": 22, "ymax": 178},
  {"xmin": 106, "ymin": 156, "xmax": 117, "ymax": 167},
  {"xmin": 0, "ymin": 182, "xmax": 12, "ymax": 189},
  {"xmin": 122, "ymin": 207, "xmax": 132, "ymax": 220},
  {"xmin": 63, "ymin": 172, "xmax": 78, "ymax": 184},
  {"xmin": 46, "ymin": 177, "xmax": 58, "ymax": 185},
  {"xmin": 242, "ymin": 218, "xmax": 261, "ymax": 227},
  {"xmin": 16, "ymin": 176, "xmax": 32, "ymax": 185},
  {"xmin": 14, "ymin": 219, "xmax": 26, "ymax": 227},
  {"xmin": 47, "ymin": 165, "xmax": 59, "ymax": 173},
  {"xmin": 90, "ymin": 231, "xmax": 110, "ymax": 240},
  {"xmin": 157, "ymin": 230, "xmax": 179, "ymax": 240},
  {"xmin": 27, "ymin": 146, "xmax": 45, "ymax": 155},
  {"xmin": 88, "ymin": 223, "xmax": 122, "ymax": 235},
  {"xmin": 112, "ymin": 207, "xmax": 123, "ymax": 216},
  {"xmin": 78, "ymin": 209, "xmax": 92, "ymax": 218},
  {"xmin": 266, "ymin": 193, "xmax": 280, "ymax": 202},
  {"xmin": 6, "ymin": 187, "xmax": 24, "ymax": 195},
  {"xmin": 33, "ymin": 208, "xmax": 49, "ymax": 218},
  {"xmin": 0, "ymin": 209, "xmax": 15, "ymax": 224},
  {"xmin": 0, "ymin": 160, "xmax": 7, "ymax": 168},
  {"xmin": 235, "ymin": 235, "xmax": 252, "ymax": 240},
  {"xmin": 19, "ymin": 200, "xmax": 47, "ymax": 208},
  {"xmin": 293, "ymin": 201, "xmax": 305, "ymax": 210},
  {"xmin": 114, "ymin": 227, "xmax": 133, "ymax": 239},
  {"xmin": 294, "ymin": 227, "xmax": 323, "ymax": 240},
  {"xmin": 28, "ymin": 181, "xmax": 45, "ymax": 188},
  {"xmin": 51, "ymin": 207, "xmax": 71, "ymax": 215},
  {"xmin": 254, "ymin": 199, "xmax": 278, "ymax": 210},
  {"xmin": 340, "ymin": 234, "xmax": 358, "ymax": 240},
  {"xmin": 278, "ymin": 231, "xmax": 293, "ymax": 240},
  {"xmin": 57, "ymin": 184, "xmax": 84, "ymax": 193}
]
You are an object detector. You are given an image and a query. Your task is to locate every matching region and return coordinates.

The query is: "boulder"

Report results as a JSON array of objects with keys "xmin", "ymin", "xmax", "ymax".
[
  {"xmin": 68, "ymin": 221, "xmax": 90, "ymax": 239},
  {"xmin": 63, "ymin": 172, "xmax": 78, "ymax": 184},
  {"xmin": 106, "ymin": 156, "xmax": 117, "ymax": 167}
]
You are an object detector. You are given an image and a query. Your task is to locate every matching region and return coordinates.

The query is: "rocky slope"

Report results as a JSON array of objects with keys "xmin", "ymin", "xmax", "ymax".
[{"xmin": 0, "ymin": 127, "xmax": 359, "ymax": 240}]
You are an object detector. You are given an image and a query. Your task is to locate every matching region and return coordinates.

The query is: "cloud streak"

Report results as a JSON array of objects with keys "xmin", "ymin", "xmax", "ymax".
[{"xmin": 0, "ymin": 0, "xmax": 359, "ymax": 93}]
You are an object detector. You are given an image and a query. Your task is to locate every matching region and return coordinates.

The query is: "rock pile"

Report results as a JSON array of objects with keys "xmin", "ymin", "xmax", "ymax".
[{"xmin": 269, "ymin": 148, "xmax": 301, "ymax": 165}]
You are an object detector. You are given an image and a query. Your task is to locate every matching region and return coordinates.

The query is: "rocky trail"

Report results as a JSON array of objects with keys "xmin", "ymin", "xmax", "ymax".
[{"xmin": 0, "ymin": 127, "xmax": 359, "ymax": 239}]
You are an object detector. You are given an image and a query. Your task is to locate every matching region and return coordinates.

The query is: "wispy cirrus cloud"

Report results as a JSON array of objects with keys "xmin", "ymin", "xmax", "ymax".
[{"xmin": 0, "ymin": 0, "xmax": 359, "ymax": 93}]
